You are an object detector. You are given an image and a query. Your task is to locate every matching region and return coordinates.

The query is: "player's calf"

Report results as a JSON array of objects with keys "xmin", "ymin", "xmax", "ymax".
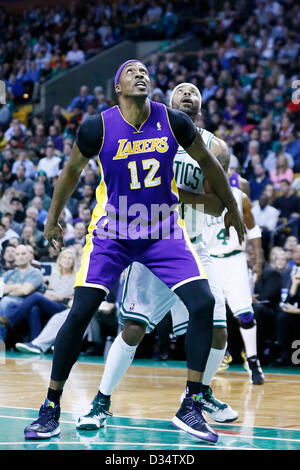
[{"xmin": 238, "ymin": 312, "xmax": 264, "ymax": 385}]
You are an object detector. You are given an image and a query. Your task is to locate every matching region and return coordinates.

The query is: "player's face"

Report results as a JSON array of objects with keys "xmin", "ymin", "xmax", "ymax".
[
  {"xmin": 171, "ymin": 85, "xmax": 200, "ymax": 117},
  {"xmin": 117, "ymin": 63, "xmax": 150, "ymax": 98}
]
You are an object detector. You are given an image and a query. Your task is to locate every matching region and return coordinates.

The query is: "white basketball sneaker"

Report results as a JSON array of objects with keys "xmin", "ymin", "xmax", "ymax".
[
  {"xmin": 76, "ymin": 393, "xmax": 112, "ymax": 430},
  {"xmin": 202, "ymin": 385, "xmax": 238, "ymax": 422},
  {"xmin": 180, "ymin": 385, "xmax": 238, "ymax": 423}
]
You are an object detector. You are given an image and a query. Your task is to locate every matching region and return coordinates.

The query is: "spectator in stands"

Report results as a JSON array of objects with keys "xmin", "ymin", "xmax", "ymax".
[
  {"xmin": 22, "ymin": 216, "xmax": 44, "ymax": 248},
  {"xmin": 264, "ymin": 141, "xmax": 294, "ymax": 175},
  {"xmin": 1, "ymin": 161, "xmax": 15, "ymax": 192},
  {"xmin": 30, "ymin": 197, "xmax": 48, "ymax": 227},
  {"xmin": 252, "ymin": 193, "xmax": 280, "ymax": 233},
  {"xmin": 11, "ymin": 150, "xmax": 35, "ymax": 180},
  {"xmin": 272, "ymin": 180, "xmax": 300, "ymax": 236},
  {"xmin": 286, "ymin": 131, "xmax": 300, "ymax": 172},
  {"xmin": 273, "ymin": 249, "xmax": 291, "ymax": 293},
  {"xmin": 222, "ymin": 94, "xmax": 246, "ymax": 126},
  {"xmin": 83, "ymin": 30, "xmax": 102, "ymax": 58},
  {"xmin": 0, "ymin": 248, "xmax": 76, "ymax": 342},
  {"xmin": 252, "ymin": 192, "xmax": 280, "ymax": 258},
  {"xmin": 32, "ymin": 182, "xmax": 52, "ymax": 211},
  {"xmin": 11, "ymin": 165, "xmax": 34, "ymax": 200},
  {"xmin": 263, "ymin": 183, "xmax": 277, "ymax": 205},
  {"xmin": 1, "ymin": 244, "xmax": 16, "ymax": 271},
  {"xmin": 66, "ymin": 222, "xmax": 87, "ymax": 247},
  {"xmin": 273, "ymin": 245, "xmax": 300, "ymax": 365},
  {"xmin": 259, "ymin": 129, "xmax": 273, "ymax": 160},
  {"xmin": 283, "ymin": 236, "xmax": 299, "ymax": 267},
  {"xmin": 0, "ymin": 244, "xmax": 44, "ymax": 340},
  {"xmin": 201, "ymin": 76, "xmax": 218, "ymax": 104},
  {"xmin": 36, "ymin": 141, "xmax": 61, "ymax": 179},
  {"xmin": 249, "ymin": 163, "xmax": 272, "ymax": 201},
  {"xmin": 1, "ymin": 213, "xmax": 21, "ymax": 238},
  {"xmin": 10, "ymin": 197, "xmax": 25, "ymax": 224},
  {"xmin": 65, "ymin": 41, "xmax": 85, "ymax": 67},
  {"xmin": 80, "ymin": 183, "xmax": 97, "ymax": 210},
  {"xmin": 0, "ymin": 220, "xmax": 19, "ymax": 250},
  {"xmin": 270, "ymin": 154, "xmax": 294, "ymax": 190},
  {"xmin": 248, "ymin": 244, "xmax": 282, "ymax": 364},
  {"xmin": 48, "ymin": 125, "xmax": 63, "ymax": 152},
  {"xmin": 67, "ymin": 85, "xmax": 95, "ymax": 112}
]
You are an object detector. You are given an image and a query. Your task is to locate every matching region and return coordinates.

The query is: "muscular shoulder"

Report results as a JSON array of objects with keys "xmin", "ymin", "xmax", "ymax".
[{"xmin": 75, "ymin": 115, "xmax": 103, "ymax": 159}]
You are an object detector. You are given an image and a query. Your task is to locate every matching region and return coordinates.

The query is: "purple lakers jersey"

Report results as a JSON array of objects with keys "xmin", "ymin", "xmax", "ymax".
[{"xmin": 93, "ymin": 101, "xmax": 179, "ymax": 239}]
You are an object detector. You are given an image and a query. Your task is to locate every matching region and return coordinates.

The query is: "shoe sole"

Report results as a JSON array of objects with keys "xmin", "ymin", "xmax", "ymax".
[
  {"xmin": 76, "ymin": 423, "xmax": 103, "ymax": 430},
  {"xmin": 76, "ymin": 419, "xmax": 106, "ymax": 430},
  {"xmin": 15, "ymin": 344, "xmax": 41, "ymax": 354},
  {"xmin": 24, "ymin": 427, "xmax": 61, "ymax": 440},
  {"xmin": 172, "ymin": 416, "xmax": 218, "ymax": 443},
  {"xmin": 204, "ymin": 411, "xmax": 239, "ymax": 423}
]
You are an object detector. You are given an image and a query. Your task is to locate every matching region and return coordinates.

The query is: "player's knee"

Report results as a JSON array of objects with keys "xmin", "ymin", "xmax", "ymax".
[
  {"xmin": 123, "ymin": 320, "xmax": 146, "ymax": 346},
  {"xmin": 238, "ymin": 312, "xmax": 256, "ymax": 329},
  {"xmin": 212, "ymin": 327, "xmax": 227, "ymax": 349}
]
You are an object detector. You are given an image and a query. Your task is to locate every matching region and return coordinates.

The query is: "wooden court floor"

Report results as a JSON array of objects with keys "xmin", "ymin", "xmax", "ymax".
[{"xmin": 0, "ymin": 352, "xmax": 300, "ymax": 450}]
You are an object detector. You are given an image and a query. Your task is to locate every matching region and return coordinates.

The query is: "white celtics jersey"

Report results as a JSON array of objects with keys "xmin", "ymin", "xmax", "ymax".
[
  {"xmin": 202, "ymin": 186, "xmax": 245, "ymax": 255},
  {"xmin": 174, "ymin": 128, "xmax": 214, "ymax": 241}
]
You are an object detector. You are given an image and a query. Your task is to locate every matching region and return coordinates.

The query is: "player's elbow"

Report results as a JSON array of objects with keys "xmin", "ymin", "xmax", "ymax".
[{"xmin": 205, "ymin": 199, "xmax": 225, "ymax": 217}]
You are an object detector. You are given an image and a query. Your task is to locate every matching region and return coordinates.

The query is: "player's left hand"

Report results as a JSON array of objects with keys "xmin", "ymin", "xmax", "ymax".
[{"xmin": 224, "ymin": 209, "xmax": 246, "ymax": 245}]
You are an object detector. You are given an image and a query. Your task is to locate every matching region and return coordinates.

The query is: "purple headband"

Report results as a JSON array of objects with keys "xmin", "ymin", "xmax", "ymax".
[{"xmin": 114, "ymin": 60, "xmax": 147, "ymax": 88}]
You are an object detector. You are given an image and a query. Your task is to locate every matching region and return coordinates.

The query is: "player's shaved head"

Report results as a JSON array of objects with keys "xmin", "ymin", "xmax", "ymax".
[{"xmin": 170, "ymin": 82, "xmax": 202, "ymax": 120}]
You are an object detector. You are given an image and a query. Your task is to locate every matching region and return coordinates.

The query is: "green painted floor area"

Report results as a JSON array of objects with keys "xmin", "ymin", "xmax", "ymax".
[{"xmin": 0, "ymin": 406, "xmax": 300, "ymax": 450}]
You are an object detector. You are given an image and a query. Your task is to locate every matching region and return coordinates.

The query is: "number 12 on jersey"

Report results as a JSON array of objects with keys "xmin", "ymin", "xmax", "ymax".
[{"xmin": 128, "ymin": 158, "xmax": 161, "ymax": 190}]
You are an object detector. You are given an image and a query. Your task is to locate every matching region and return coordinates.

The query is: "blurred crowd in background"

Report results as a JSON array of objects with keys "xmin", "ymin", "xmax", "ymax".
[{"xmin": 0, "ymin": 0, "xmax": 299, "ymax": 367}]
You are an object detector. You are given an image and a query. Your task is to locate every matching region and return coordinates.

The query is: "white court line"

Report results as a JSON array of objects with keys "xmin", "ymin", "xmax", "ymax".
[
  {"xmin": 1, "ymin": 414, "xmax": 300, "ymax": 443},
  {"xmin": 0, "ymin": 405, "xmax": 300, "ymax": 431}
]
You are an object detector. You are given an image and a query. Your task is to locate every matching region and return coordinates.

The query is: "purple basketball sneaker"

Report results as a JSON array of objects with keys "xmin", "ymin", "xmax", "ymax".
[
  {"xmin": 24, "ymin": 399, "xmax": 60, "ymax": 440},
  {"xmin": 172, "ymin": 394, "xmax": 218, "ymax": 443}
]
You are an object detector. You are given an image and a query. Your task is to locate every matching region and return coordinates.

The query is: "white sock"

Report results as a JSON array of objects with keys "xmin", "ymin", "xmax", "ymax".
[
  {"xmin": 202, "ymin": 345, "xmax": 227, "ymax": 386},
  {"xmin": 99, "ymin": 332, "xmax": 137, "ymax": 396},
  {"xmin": 239, "ymin": 324, "xmax": 257, "ymax": 358}
]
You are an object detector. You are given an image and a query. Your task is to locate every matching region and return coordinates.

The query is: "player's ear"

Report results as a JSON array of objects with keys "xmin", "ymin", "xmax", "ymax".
[{"xmin": 115, "ymin": 84, "xmax": 121, "ymax": 95}]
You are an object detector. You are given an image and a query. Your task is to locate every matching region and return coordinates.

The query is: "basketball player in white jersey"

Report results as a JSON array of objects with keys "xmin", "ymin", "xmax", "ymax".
[
  {"xmin": 202, "ymin": 181, "xmax": 264, "ymax": 385},
  {"xmin": 76, "ymin": 83, "xmax": 240, "ymax": 434}
]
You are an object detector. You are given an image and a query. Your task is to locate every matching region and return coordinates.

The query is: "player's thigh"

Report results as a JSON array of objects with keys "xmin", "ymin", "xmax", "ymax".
[
  {"xmin": 198, "ymin": 247, "xmax": 227, "ymax": 328},
  {"xmin": 223, "ymin": 254, "xmax": 253, "ymax": 316},
  {"xmin": 120, "ymin": 261, "xmax": 177, "ymax": 333},
  {"xmin": 75, "ymin": 234, "xmax": 132, "ymax": 293}
]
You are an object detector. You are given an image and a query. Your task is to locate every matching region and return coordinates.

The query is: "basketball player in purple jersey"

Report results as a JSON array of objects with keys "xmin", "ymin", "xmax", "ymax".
[{"xmin": 24, "ymin": 60, "xmax": 245, "ymax": 443}]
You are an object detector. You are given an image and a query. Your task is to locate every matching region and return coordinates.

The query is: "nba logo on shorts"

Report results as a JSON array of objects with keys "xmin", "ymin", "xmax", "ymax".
[
  {"xmin": 129, "ymin": 303, "xmax": 135, "ymax": 311},
  {"xmin": 156, "ymin": 121, "xmax": 162, "ymax": 131}
]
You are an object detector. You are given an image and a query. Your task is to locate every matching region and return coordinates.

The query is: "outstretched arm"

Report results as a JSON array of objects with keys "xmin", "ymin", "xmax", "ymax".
[
  {"xmin": 178, "ymin": 138, "xmax": 229, "ymax": 217},
  {"xmin": 44, "ymin": 115, "xmax": 103, "ymax": 250},
  {"xmin": 185, "ymin": 132, "xmax": 246, "ymax": 243}
]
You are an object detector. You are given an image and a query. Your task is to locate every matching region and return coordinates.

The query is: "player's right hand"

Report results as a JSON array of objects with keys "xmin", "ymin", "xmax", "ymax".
[
  {"xmin": 224, "ymin": 209, "xmax": 246, "ymax": 245},
  {"xmin": 44, "ymin": 221, "xmax": 64, "ymax": 252}
]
